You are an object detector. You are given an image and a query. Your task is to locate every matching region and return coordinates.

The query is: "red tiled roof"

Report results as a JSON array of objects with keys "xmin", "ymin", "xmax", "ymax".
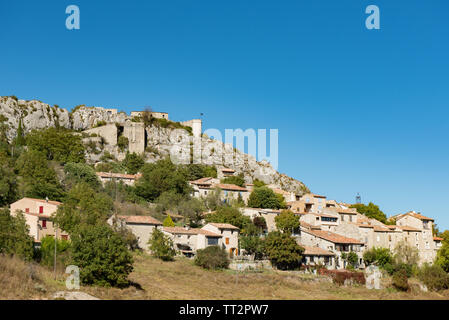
[
  {"xmin": 306, "ymin": 229, "xmax": 362, "ymax": 244},
  {"xmin": 96, "ymin": 172, "xmax": 142, "ymax": 180},
  {"xmin": 434, "ymin": 237, "xmax": 444, "ymax": 241},
  {"xmin": 117, "ymin": 215, "xmax": 162, "ymax": 225},
  {"xmin": 301, "ymin": 245, "xmax": 335, "ymax": 256},
  {"xmin": 208, "ymin": 223, "xmax": 239, "ymax": 230},
  {"xmin": 163, "ymin": 227, "xmax": 222, "ymax": 237},
  {"xmin": 23, "ymin": 197, "xmax": 61, "ymax": 206},
  {"xmin": 215, "ymin": 183, "xmax": 248, "ymax": 192},
  {"xmin": 189, "ymin": 177, "xmax": 215, "ymax": 185}
]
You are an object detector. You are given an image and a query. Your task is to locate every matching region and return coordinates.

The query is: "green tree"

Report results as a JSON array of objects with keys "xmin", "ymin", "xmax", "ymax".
[
  {"xmin": 163, "ymin": 214, "xmax": 175, "ymax": 227},
  {"xmin": 436, "ymin": 241, "xmax": 449, "ymax": 272},
  {"xmin": 221, "ymin": 173, "xmax": 245, "ymax": 187},
  {"xmin": 253, "ymin": 216, "xmax": 267, "ymax": 232},
  {"xmin": 264, "ymin": 231, "xmax": 304, "ymax": 270},
  {"xmin": 26, "ymin": 127, "xmax": 85, "ymax": 163},
  {"xmin": 418, "ymin": 263, "xmax": 449, "ymax": 291},
  {"xmin": 134, "ymin": 158, "xmax": 191, "ymax": 201},
  {"xmin": 252, "ymin": 179, "xmax": 266, "ymax": 188},
  {"xmin": 14, "ymin": 118, "xmax": 26, "ymax": 147},
  {"xmin": 0, "ymin": 163, "xmax": 17, "ymax": 206},
  {"xmin": 350, "ymin": 202, "xmax": 387, "ymax": 224},
  {"xmin": 70, "ymin": 224, "xmax": 133, "ymax": 287},
  {"xmin": 205, "ymin": 206, "xmax": 252, "ymax": 232},
  {"xmin": 64, "ymin": 162, "xmax": 101, "ymax": 190},
  {"xmin": 148, "ymin": 228, "xmax": 176, "ymax": 261},
  {"xmin": 240, "ymin": 234, "xmax": 265, "ymax": 260},
  {"xmin": 0, "ymin": 209, "xmax": 34, "ymax": 260},
  {"xmin": 247, "ymin": 186, "xmax": 286, "ymax": 209},
  {"xmin": 393, "ymin": 240, "xmax": 419, "ymax": 266},
  {"xmin": 363, "ymin": 247, "xmax": 393, "ymax": 268},
  {"xmin": 15, "ymin": 149, "xmax": 65, "ymax": 201},
  {"xmin": 39, "ymin": 235, "xmax": 71, "ymax": 267},
  {"xmin": 53, "ymin": 183, "xmax": 114, "ymax": 234},
  {"xmin": 122, "ymin": 152, "xmax": 145, "ymax": 174},
  {"xmin": 275, "ymin": 210, "xmax": 300, "ymax": 234},
  {"xmin": 194, "ymin": 245, "xmax": 229, "ymax": 269},
  {"xmin": 117, "ymin": 135, "xmax": 129, "ymax": 152},
  {"xmin": 341, "ymin": 251, "xmax": 359, "ymax": 269},
  {"xmin": 184, "ymin": 164, "xmax": 217, "ymax": 180}
]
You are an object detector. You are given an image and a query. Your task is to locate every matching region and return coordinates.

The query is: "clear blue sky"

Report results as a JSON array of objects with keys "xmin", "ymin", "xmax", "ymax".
[{"xmin": 1, "ymin": 1, "xmax": 448, "ymax": 228}]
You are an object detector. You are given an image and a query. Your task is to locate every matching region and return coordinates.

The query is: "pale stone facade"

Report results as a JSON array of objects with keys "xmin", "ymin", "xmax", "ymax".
[
  {"xmin": 10, "ymin": 198, "xmax": 69, "ymax": 242},
  {"xmin": 202, "ymin": 223, "xmax": 240, "ymax": 256}
]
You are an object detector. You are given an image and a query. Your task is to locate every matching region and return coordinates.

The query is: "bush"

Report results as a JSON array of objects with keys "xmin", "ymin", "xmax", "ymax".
[
  {"xmin": 318, "ymin": 269, "xmax": 365, "ymax": 286},
  {"xmin": 39, "ymin": 236, "xmax": 71, "ymax": 268},
  {"xmin": 71, "ymin": 224, "xmax": 133, "ymax": 287},
  {"xmin": 148, "ymin": 228, "xmax": 176, "ymax": 261},
  {"xmin": 264, "ymin": 231, "xmax": 304, "ymax": 270},
  {"xmin": 418, "ymin": 264, "xmax": 449, "ymax": 291},
  {"xmin": 117, "ymin": 136, "xmax": 129, "ymax": 152},
  {"xmin": 363, "ymin": 247, "xmax": 393, "ymax": 268},
  {"xmin": 194, "ymin": 246, "xmax": 229, "ymax": 270},
  {"xmin": 247, "ymin": 186, "xmax": 286, "ymax": 209},
  {"xmin": 392, "ymin": 269, "xmax": 409, "ymax": 291}
]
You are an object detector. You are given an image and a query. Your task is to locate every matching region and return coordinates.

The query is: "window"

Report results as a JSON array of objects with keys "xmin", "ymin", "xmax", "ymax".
[
  {"xmin": 25, "ymin": 208, "xmax": 30, "ymax": 213},
  {"xmin": 225, "ymin": 238, "xmax": 229, "ymax": 245},
  {"xmin": 39, "ymin": 206, "xmax": 44, "ymax": 214},
  {"xmin": 42, "ymin": 220, "xmax": 47, "ymax": 228},
  {"xmin": 349, "ymin": 216, "xmax": 353, "ymax": 222},
  {"xmin": 207, "ymin": 237, "xmax": 218, "ymax": 246},
  {"xmin": 61, "ymin": 235, "xmax": 68, "ymax": 240}
]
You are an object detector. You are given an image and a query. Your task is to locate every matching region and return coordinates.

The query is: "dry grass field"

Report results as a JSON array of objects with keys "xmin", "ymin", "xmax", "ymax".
[{"xmin": 2, "ymin": 253, "xmax": 449, "ymax": 300}]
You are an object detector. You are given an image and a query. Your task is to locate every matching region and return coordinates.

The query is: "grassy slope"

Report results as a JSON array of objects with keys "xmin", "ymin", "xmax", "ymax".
[{"xmin": 2, "ymin": 253, "xmax": 449, "ymax": 300}]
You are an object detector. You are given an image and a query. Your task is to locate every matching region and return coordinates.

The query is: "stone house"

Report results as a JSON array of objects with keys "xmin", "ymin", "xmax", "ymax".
[
  {"xmin": 10, "ymin": 197, "xmax": 69, "ymax": 242},
  {"xmin": 202, "ymin": 223, "xmax": 240, "ymax": 256},
  {"xmin": 189, "ymin": 177, "xmax": 249, "ymax": 203},
  {"xmin": 298, "ymin": 224, "xmax": 365, "ymax": 269},
  {"xmin": 300, "ymin": 245, "xmax": 336, "ymax": 269},
  {"xmin": 96, "ymin": 171, "xmax": 142, "ymax": 186},
  {"xmin": 242, "ymin": 207, "xmax": 283, "ymax": 232},
  {"xmin": 107, "ymin": 215, "xmax": 162, "ymax": 250},
  {"xmin": 162, "ymin": 226, "xmax": 223, "ymax": 257}
]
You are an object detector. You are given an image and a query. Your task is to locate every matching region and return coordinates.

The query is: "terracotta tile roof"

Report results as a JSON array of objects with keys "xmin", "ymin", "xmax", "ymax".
[
  {"xmin": 117, "ymin": 215, "xmax": 162, "ymax": 225},
  {"xmin": 208, "ymin": 223, "xmax": 239, "ymax": 230},
  {"xmin": 163, "ymin": 227, "xmax": 222, "ymax": 237},
  {"xmin": 373, "ymin": 225, "xmax": 390, "ymax": 232},
  {"xmin": 337, "ymin": 208, "xmax": 358, "ymax": 215},
  {"xmin": 23, "ymin": 197, "xmax": 61, "ymax": 206},
  {"xmin": 189, "ymin": 177, "xmax": 215, "ymax": 185},
  {"xmin": 407, "ymin": 212, "xmax": 434, "ymax": 221},
  {"xmin": 221, "ymin": 168, "xmax": 235, "ymax": 173},
  {"xmin": 300, "ymin": 222, "xmax": 322, "ymax": 230},
  {"xmin": 301, "ymin": 245, "xmax": 335, "ymax": 256},
  {"xmin": 434, "ymin": 237, "xmax": 444, "ymax": 241},
  {"xmin": 215, "ymin": 183, "xmax": 248, "ymax": 192},
  {"xmin": 306, "ymin": 229, "xmax": 362, "ymax": 244},
  {"xmin": 312, "ymin": 194, "xmax": 327, "ymax": 199},
  {"xmin": 96, "ymin": 172, "xmax": 142, "ymax": 180}
]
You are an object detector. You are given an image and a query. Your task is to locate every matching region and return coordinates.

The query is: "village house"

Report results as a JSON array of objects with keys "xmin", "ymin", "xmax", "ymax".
[
  {"xmin": 107, "ymin": 215, "xmax": 162, "ymax": 250},
  {"xmin": 10, "ymin": 197, "xmax": 69, "ymax": 243},
  {"xmin": 96, "ymin": 171, "xmax": 142, "ymax": 186},
  {"xmin": 298, "ymin": 224, "xmax": 365, "ymax": 269},
  {"xmin": 217, "ymin": 167, "xmax": 236, "ymax": 179},
  {"xmin": 162, "ymin": 226, "xmax": 223, "ymax": 257},
  {"xmin": 242, "ymin": 207, "xmax": 284, "ymax": 233},
  {"xmin": 189, "ymin": 177, "xmax": 249, "ymax": 203},
  {"xmin": 301, "ymin": 245, "xmax": 336, "ymax": 269},
  {"xmin": 201, "ymin": 223, "xmax": 240, "ymax": 256}
]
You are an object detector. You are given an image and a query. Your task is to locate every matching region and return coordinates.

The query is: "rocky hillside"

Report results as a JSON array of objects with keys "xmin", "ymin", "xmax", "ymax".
[{"xmin": 0, "ymin": 96, "xmax": 308, "ymax": 194}]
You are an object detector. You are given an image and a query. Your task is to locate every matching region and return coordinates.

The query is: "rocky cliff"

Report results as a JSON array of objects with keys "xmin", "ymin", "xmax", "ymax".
[{"xmin": 0, "ymin": 96, "xmax": 308, "ymax": 194}]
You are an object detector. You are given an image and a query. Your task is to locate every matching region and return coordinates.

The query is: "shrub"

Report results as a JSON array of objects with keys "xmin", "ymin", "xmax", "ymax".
[
  {"xmin": 148, "ymin": 228, "xmax": 176, "ymax": 261},
  {"xmin": 194, "ymin": 246, "xmax": 229, "ymax": 270},
  {"xmin": 363, "ymin": 247, "xmax": 393, "ymax": 268},
  {"xmin": 71, "ymin": 224, "xmax": 133, "ymax": 287},
  {"xmin": 163, "ymin": 215, "xmax": 175, "ymax": 227},
  {"xmin": 417, "ymin": 264, "xmax": 449, "ymax": 291},
  {"xmin": 117, "ymin": 136, "xmax": 129, "ymax": 152},
  {"xmin": 39, "ymin": 236, "xmax": 71, "ymax": 268},
  {"xmin": 392, "ymin": 269, "xmax": 409, "ymax": 291},
  {"xmin": 264, "ymin": 231, "xmax": 304, "ymax": 270},
  {"xmin": 318, "ymin": 269, "xmax": 365, "ymax": 286}
]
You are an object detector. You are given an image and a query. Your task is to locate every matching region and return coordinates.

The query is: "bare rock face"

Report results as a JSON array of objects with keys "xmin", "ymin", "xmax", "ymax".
[
  {"xmin": 70, "ymin": 106, "xmax": 128, "ymax": 131},
  {"xmin": 0, "ymin": 96, "xmax": 70, "ymax": 141}
]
